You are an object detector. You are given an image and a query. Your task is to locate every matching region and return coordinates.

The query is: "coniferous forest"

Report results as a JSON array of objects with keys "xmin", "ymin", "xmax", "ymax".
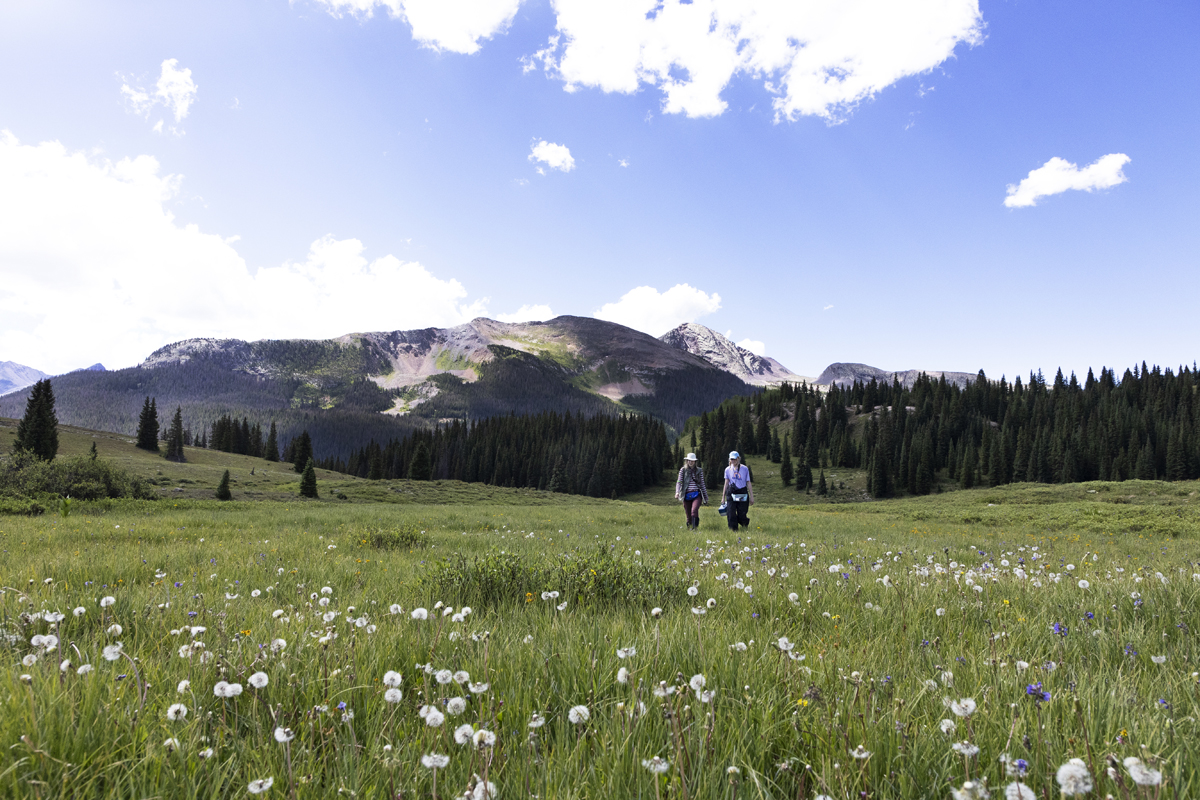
[
  {"xmin": 686, "ymin": 361, "xmax": 1200, "ymax": 497},
  {"xmin": 318, "ymin": 411, "xmax": 673, "ymax": 499}
]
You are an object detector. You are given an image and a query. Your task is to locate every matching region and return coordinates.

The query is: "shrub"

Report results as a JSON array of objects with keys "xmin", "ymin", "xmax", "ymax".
[
  {"xmin": 422, "ymin": 546, "xmax": 684, "ymax": 609},
  {"xmin": 358, "ymin": 525, "xmax": 428, "ymax": 550},
  {"xmin": 0, "ymin": 452, "xmax": 155, "ymax": 501}
]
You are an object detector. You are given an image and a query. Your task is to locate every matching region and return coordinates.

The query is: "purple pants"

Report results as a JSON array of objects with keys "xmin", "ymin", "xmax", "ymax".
[{"xmin": 682, "ymin": 495, "xmax": 702, "ymax": 527}]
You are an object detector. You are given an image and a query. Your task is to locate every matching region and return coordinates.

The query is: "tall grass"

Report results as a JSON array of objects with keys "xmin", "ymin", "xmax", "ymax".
[{"xmin": 1, "ymin": 494, "xmax": 1198, "ymax": 799}]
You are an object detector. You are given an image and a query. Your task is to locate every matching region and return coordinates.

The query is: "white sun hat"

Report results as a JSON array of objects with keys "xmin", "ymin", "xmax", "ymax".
[{"xmin": 685, "ymin": 453, "xmax": 698, "ymax": 461}]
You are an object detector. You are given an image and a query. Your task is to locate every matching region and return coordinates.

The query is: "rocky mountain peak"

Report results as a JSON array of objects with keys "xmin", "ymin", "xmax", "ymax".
[{"xmin": 659, "ymin": 323, "xmax": 806, "ymax": 386}]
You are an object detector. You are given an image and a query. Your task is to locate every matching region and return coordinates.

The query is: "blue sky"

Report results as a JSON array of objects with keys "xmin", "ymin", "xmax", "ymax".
[{"xmin": 1, "ymin": 0, "xmax": 1197, "ymax": 380}]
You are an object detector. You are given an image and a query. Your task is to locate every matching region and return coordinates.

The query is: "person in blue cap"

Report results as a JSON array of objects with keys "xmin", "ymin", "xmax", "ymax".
[{"xmin": 721, "ymin": 451, "xmax": 754, "ymax": 530}]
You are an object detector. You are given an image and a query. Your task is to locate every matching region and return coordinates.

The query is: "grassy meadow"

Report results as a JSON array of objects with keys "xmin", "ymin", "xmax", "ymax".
[{"xmin": 3, "ymin": 419, "xmax": 1200, "ymax": 798}]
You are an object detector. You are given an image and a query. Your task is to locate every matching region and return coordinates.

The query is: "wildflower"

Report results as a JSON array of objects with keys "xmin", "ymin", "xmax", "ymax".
[
  {"xmin": 454, "ymin": 723, "xmax": 475, "ymax": 745},
  {"xmin": 1123, "ymin": 757, "xmax": 1162, "ymax": 786},
  {"xmin": 689, "ymin": 674, "xmax": 706, "ymax": 692},
  {"xmin": 1025, "ymin": 683, "xmax": 1051, "ymax": 703},
  {"xmin": 198, "ymin": 747, "xmax": 214, "ymax": 759},
  {"xmin": 178, "ymin": 644, "xmax": 194, "ymax": 659},
  {"xmin": 247, "ymin": 672, "xmax": 268, "ymax": 689},
  {"xmin": 411, "ymin": 608, "xmax": 428, "ymax": 620},
  {"xmin": 99, "ymin": 596, "xmax": 115, "ymax": 607},
  {"xmin": 247, "ymin": 777, "xmax": 274, "ymax": 794},
  {"xmin": 642, "ymin": 756, "xmax": 670, "ymax": 774},
  {"xmin": 617, "ymin": 667, "xmax": 629, "ymax": 685},
  {"xmin": 73, "ymin": 607, "xmax": 86, "ymax": 617},
  {"xmin": 730, "ymin": 642, "xmax": 748, "ymax": 652},
  {"xmin": 468, "ymin": 682, "xmax": 489, "ymax": 694},
  {"xmin": 1151, "ymin": 655, "xmax": 1166, "ymax": 664},
  {"xmin": 1055, "ymin": 759, "xmax": 1093, "ymax": 796},
  {"xmin": 556, "ymin": 601, "xmax": 568, "ymax": 611},
  {"xmin": 381, "ymin": 687, "xmax": 403, "ymax": 704},
  {"xmin": 1014, "ymin": 660, "xmax": 1030, "ymax": 672},
  {"xmin": 59, "ymin": 659, "xmax": 71, "ymax": 672},
  {"xmin": 471, "ymin": 776, "xmax": 498, "ymax": 800},
  {"xmin": 950, "ymin": 698, "xmax": 976, "ymax": 717},
  {"xmin": 381, "ymin": 670, "xmax": 403, "ymax": 688},
  {"xmin": 77, "ymin": 664, "xmax": 94, "ymax": 675},
  {"xmin": 617, "ymin": 646, "xmax": 637, "ymax": 659},
  {"xmin": 472, "ymin": 729, "xmax": 496, "ymax": 749},
  {"xmin": 687, "ymin": 586, "xmax": 699, "ymax": 597},
  {"xmin": 650, "ymin": 607, "xmax": 663, "ymax": 618},
  {"xmin": 1001, "ymin": 754, "xmax": 1029, "ymax": 777},
  {"xmin": 528, "ymin": 712, "xmax": 546, "ymax": 728},
  {"xmin": 435, "ymin": 669, "xmax": 454, "ymax": 685},
  {"xmin": 952, "ymin": 741, "xmax": 981, "ymax": 757},
  {"xmin": 22, "ymin": 654, "xmax": 37, "ymax": 667},
  {"xmin": 940, "ymin": 719, "xmax": 957, "ymax": 735},
  {"xmin": 274, "ymin": 727, "xmax": 295, "ymax": 743},
  {"xmin": 776, "ymin": 636, "xmax": 795, "ymax": 652},
  {"xmin": 272, "ymin": 609, "xmax": 285, "ymax": 619},
  {"xmin": 163, "ymin": 738, "xmax": 181, "ymax": 753},
  {"xmin": 936, "ymin": 608, "xmax": 946, "ymax": 617},
  {"xmin": 707, "ymin": 597, "xmax": 717, "ymax": 608},
  {"xmin": 425, "ymin": 708, "xmax": 445, "ymax": 727},
  {"xmin": 214, "ymin": 681, "xmax": 243, "ymax": 698},
  {"xmin": 849, "ymin": 745, "xmax": 871, "ymax": 760},
  {"xmin": 453, "ymin": 670, "xmax": 471, "ymax": 684},
  {"xmin": 270, "ymin": 638, "xmax": 287, "ymax": 652},
  {"xmin": 446, "ymin": 696, "xmax": 466, "ymax": 715},
  {"xmin": 167, "ymin": 703, "xmax": 188, "ymax": 721},
  {"xmin": 950, "ymin": 781, "xmax": 991, "ymax": 800},
  {"xmin": 421, "ymin": 753, "xmax": 450, "ymax": 770},
  {"xmin": 102, "ymin": 643, "xmax": 124, "ymax": 661},
  {"xmin": 697, "ymin": 688, "xmax": 716, "ymax": 703},
  {"xmin": 568, "ymin": 705, "xmax": 590, "ymax": 724},
  {"xmin": 389, "ymin": 603, "xmax": 402, "ymax": 614},
  {"xmin": 1004, "ymin": 783, "xmax": 1035, "ymax": 800},
  {"xmin": 1077, "ymin": 579, "xmax": 1089, "ymax": 589}
]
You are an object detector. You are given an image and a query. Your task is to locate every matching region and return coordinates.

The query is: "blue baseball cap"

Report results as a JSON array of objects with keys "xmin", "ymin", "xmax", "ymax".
[{"xmin": 728, "ymin": 451, "xmax": 740, "ymax": 459}]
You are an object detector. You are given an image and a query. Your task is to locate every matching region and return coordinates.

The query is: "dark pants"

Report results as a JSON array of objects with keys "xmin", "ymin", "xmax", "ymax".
[
  {"xmin": 682, "ymin": 495, "xmax": 702, "ymax": 528},
  {"xmin": 726, "ymin": 496, "xmax": 749, "ymax": 530}
]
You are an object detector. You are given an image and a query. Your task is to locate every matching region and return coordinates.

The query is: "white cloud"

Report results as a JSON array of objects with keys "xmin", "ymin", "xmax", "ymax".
[
  {"xmin": 618, "ymin": 158, "xmax": 629, "ymax": 167},
  {"xmin": 1004, "ymin": 153, "xmax": 1131, "ymax": 209},
  {"xmin": 495, "ymin": 304, "xmax": 555, "ymax": 323},
  {"xmin": 535, "ymin": 0, "xmax": 983, "ymax": 120},
  {"xmin": 823, "ymin": 304, "xmax": 834, "ymax": 310},
  {"xmin": 312, "ymin": 0, "xmax": 521, "ymax": 54},
  {"xmin": 0, "ymin": 131, "xmax": 488, "ymax": 373},
  {"xmin": 121, "ymin": 59, "xmax": 198, "ymax": 130},
  {"xmin": 593, "ymin": 284, "xmax": 721, "ymax": 336},
  {"xmin": 737, "ymin": 338, "xmax": 765, "ymax": 356},
  {"xmin": 529, "ymin": 140, "xmax": 575, "ymax": 172}
]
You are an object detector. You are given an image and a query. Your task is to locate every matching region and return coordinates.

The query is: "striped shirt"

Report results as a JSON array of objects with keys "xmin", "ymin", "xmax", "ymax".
[{"xmin": 675, "ymin": 466, "xmax": 708, "ymax": 502}]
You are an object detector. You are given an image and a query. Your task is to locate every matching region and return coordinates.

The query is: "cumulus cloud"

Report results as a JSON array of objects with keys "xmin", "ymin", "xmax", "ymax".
[
  {"xmin": 311, "ymin": 0, "xmax": 521, "ymax": 54},
  {"xmin": 532, "ymin": 0, "xmax": 983, "ymax": 120},
  {"xmin": 0, "ymin": 131, "xmax": 488, "ymax": 373},
  {"xmin": 593, "ymin": 284, "xmax": 721, "ymax": 336},
  {"xmin": 495, "ymin": 304, "xmax": 555, "ymax": 323},
  {"xmin": 1004, "ymin": 153, "xmax": 1131, "ymax": 208},
  {"xmin": 737, "ymin": 338, "xmax": 765, "ymax": 356},
  {"xmin": 121, "ymin": 59, "xmax": 198, "ymax": 130},
  {"xmin": 528, "ymin": 140, "xmax": 575, "ymax": 173}
]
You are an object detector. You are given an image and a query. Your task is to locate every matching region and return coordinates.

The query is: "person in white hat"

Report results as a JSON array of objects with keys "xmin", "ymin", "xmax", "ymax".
[
  {"xmin": 722, "ymin": 451, "xmax": 754, "ymax": 530},
  {"xmin": 674, "ymin": 452, "xmax": 708, "ymax": 530}
]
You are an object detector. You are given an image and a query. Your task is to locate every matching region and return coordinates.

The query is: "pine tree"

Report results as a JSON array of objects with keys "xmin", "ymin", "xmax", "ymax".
[
  {"xmin": 409, "ymin": 442, "xmax": 432, "ymax": 481},
  {"xmin": 805, "ymin": 428, "xmax": 819, "ymax": 468},
  {"xmin": 797, "ymin": 462, "xmax": 813, "ymax": 492},
  {"xmin": 89, "ymin": 441, "xmax": 98, "ymax": 461},
  {"xmin": 769, "ymin": 428, "xmax": 782, "ymax": 463},
  {"xmin": 816, "ymin": 469, "xmax": 828, "ymax": 496},
  {"xmin": 216, "ymin": 470, "xmax": 232, "ymax": 501},
  {"xmin": 780, "ymin": 436, "xmax": 794, "ymax": 486},
  {"xmin": 13, "ymin": 379, "xmax": 59, "ymax": 461},
  {"xmin": 754, "ymin": 412, "xmax": 770, "ymax": 456},
  {"xmin": 264, "ymin": 422, "xmax": 279, "ymax": 462},
  {"xmin": 299, "ymin": 459, "xmax": 319, "ymax": 498},
  {"xmin": 166, "ymin": 407, "xmax": 186, "ymax": 462},
  {"xmin": 135, "ymin": 397, "xmax": 159, "ymax": 452},
  {"xmin": 292, "ymin": 430, "xmax": 313, "ymax": 474},
  {"xmin": 548, "ymin": 456, "xmax": 567, "ymax": 492}
]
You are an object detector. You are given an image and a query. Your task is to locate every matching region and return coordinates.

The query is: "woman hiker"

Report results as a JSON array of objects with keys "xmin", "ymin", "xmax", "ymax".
[
  {"xmin": 722, "ymin": 451, "xmax": 754, "ymax": 531},
  {"xmin": 674, "ymin": 452, "xmax": 708, "ymax": 530}
]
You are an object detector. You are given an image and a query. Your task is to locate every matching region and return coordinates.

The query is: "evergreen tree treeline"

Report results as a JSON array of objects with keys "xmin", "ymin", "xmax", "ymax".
[
  {"xmin": 13, "ymin": 379, "xmax": 59, "ymax": 461},
  {"xmin": 318, "ymin": 411, "xmax": 672, "ymax": 498},
  {"xmin": 686, "ymin": 362, "xmax": 1200, "ymax": 497}
]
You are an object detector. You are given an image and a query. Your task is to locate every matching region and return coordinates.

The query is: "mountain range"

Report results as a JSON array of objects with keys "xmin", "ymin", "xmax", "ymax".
[{"xmin": 0, "ymin": 318, "xmax": 976, "ymax": 458}]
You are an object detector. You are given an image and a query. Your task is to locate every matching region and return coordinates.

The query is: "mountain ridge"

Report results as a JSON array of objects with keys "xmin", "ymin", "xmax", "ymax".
[{"xmin": 0, "ymin": 361, "xmax": 49, "ymax": 397}]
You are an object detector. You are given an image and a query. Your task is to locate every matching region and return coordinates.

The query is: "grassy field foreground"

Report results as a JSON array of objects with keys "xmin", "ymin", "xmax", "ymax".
[{"xmin": 2, "ymin": 490, "xmax": 1200, "ymax": 799}]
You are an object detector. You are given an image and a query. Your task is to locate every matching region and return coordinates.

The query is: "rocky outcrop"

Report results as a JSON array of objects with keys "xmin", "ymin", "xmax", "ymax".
[
  {"xmin": 816, "ymin": 362, "xmax": 978, "ymax": 389},
  {"xmin": 659, "ymin": 323, "xmax": 808, "ymax": 386}
]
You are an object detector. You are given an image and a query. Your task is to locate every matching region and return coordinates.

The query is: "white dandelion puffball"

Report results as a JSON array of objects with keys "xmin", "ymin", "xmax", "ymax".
[
  {"xmin": 102, "ymin": 643, "xmax": 124, "ymax": 661},
  {"xmin": 689, "ymin": 674, "xmax": 706, "ymax": 692},
  {"xmin": 950, "ymin": 698, "xmax": 977, "ymax": 717},
  {"xmin": 850, "ymin": 744, "xmax": 872, "ymax": 759},
  {"xmin": 468, "ymin": 682, "xmax": 489, "ymax": 694},
  {"xmin": 99, "ymin": 596, "xmax": 115, "ymax": 608},
  {"xmin": 389, "ymin": 603, "xmax": 403, "ymax": 614},
  {"xmin": 411, "ymin": 608, "xmax": 429, "ymax": 620},
  {"xmin": 425, "ymin": 708, "xmax": 446, "ymax": 727},
  {"xmin": 651, "ymin": 607, "xmax": 663, "ymax": 618},
  {"xmin": 1004, "ymin": 782, "xmax": 1036, "ymax": 800},
  {"xmin": 707, "ymin": 597, "xmax": 717, "ymax": 608},
  {"xmin": 1123, "ymin": 757, "xmax": 1163, "ymax": 786},
  {"xmin": 384, "ymin": 688, "xmax": 403, "ymax": 704},
  {"xmin": 776, "ymin": 636, "xmax": 795, "ymax": 652},
  {"xmin": 642, "ymin": 756, "xmax": 670, "ymax": 774},
  {"xmin": 251, "ymin": 589, "xmax": 261, "ymax": 598},
  {"xmin": 1151, "ymin": 655, "xmax": 1166, "ymax": 664},
  {"xmin": 249, "ymin": 672, "xmax": 269, "ymax": 689},
  {"xmin": 381, "ymin": 670, "xmax": 403, "ymax": 688},
  {"xmin": 936, "ymin": 608, "xmax": 946, "ymax": 617},
  {"xmin": 568, "ymin": 705, "xmax": 590, "ymax": 724},
  {"xmin": 167, "ymin": 703, "xmax": 188, "ymax": 721},
  {"xmin": 1077, "ymin": 579, "xmax": 1089, "ymax": 589},
  {"xmin": 687, "ymin": 585, "xmax": 699, "ymax": 597},
  {"xmin": 940, "ymin": 719, "xmax": 957, "ymax": 735},
  {"xmin": 77, "ymin": 664, "xmax": 94, "ymax": 675},
  {"xmin": 271, "ymin": 638, "xmax": 287, "ymax": 652},
  {"xmin": 557, "ymin": 601, "xmax": 568, "ymax": 611},
  {"xmin": 454, "ymin": 723, "xmax": 475, "ymax": 745},
  {"xmin": 74, "ymin": 607, "xmax": 86, "ymax": 617},
  {"xmin": 247, "ymin": 777, "xmax": 274, "ymax": 794},
  {"xmin": 19, "ymin": 674, "xmax": 32, "ymax": 684},
  {"xmin": 617, "ymin": 667, "xmax": 629, "ymax": 685},
  {"xmin": 435, "ymin": 669, "xmax": 453, "ymax": 685},
  {"xmin": 617, "ymin": 646, "xmax": 636, "ymax": 659},
  {"xmin": 421, "ymin": 753, "xmax": 450, "ymax": 770},
  {"xmin": 163, "ymin": 737, "xmax": 181, "ymax": 752},
  {"xmin": 22, "ymin": 654, "xmax": 37, "ymax": 667},
  {"xmin": 951, "ymin": 741, "xmax": 980, "ymax": 757},
  {"xmin": 198, "ymin": 747, "xmax": 215, "ymax": 759},
  {"xmin": 472, "ymin": 728, "xmax": 497, "ymax": 749},
  {"xmin": 1055, "ymin": 758, "xmax": 1093, "ymax": 796},
  {"xmin": 446, "ymin": 697, "xmax": 466, "ymax": 715},
  {"xmin": 274, "ymin": 727, "xmax": 295, "ymax": 743},
  {"xmin": 453, "ymin": 670, "xmax": 471, "ymax": 684},
  {"xmin": 528, "ymin": 713, "xmax": 546, "ymax": 729}
]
